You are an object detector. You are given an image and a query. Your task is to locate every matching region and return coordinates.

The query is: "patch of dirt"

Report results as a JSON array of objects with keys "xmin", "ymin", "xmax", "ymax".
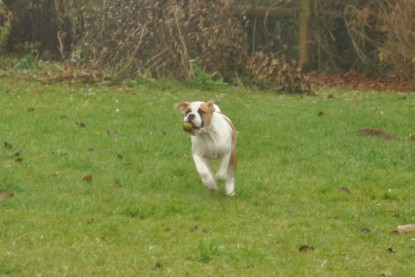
[{"xmin": 357, "ymin": 128, "xmax": 398, "ymax": 140}]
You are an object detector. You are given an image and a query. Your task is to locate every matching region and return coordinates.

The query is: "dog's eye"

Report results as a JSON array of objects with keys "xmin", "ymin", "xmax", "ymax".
[
  {"xmin": 185, "ymin": 109, "xmax": 191, "ymax": 115},
  {"xmin": 197, "ymin": 108, "xmax": 206, "ymax": 115}
]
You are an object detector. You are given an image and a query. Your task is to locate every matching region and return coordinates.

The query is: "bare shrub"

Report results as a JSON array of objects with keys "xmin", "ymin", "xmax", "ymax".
[
  {"xmin": 377, "ymin": 0, "xmax": 415, "ymax": 84},
  {"xmin": 71, "ymin": 0, "xmax": 247, "ymax": 81},
  {"xmin": 313, "ymin": 0, "xmax": 387, "ymax": 73}
]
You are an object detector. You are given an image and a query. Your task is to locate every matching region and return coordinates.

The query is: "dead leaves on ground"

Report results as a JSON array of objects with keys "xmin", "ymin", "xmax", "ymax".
[
  {"xmin": 71, "ymin": 123, "xmax": 125, "ymax": 187},
  {"xmin": 308, "ymin": 71, "xmax": 413, "ymax": 91},
  {"xmin": 2, "ymin": 122, "xmax": 124, "ymax": 194}
]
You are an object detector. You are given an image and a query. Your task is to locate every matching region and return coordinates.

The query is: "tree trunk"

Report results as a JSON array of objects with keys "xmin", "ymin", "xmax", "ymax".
[{"xmin": 298, "ymin": 0, "xmax": 311, "ymax": 70}]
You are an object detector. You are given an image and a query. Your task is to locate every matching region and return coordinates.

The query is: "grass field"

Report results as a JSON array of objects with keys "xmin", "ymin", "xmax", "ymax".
[{"xmin": 0, "ymin": 79, "xmax": 414, "ymax": 276}]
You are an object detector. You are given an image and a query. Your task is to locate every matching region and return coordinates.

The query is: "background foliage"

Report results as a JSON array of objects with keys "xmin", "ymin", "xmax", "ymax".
[
  {"xmin": 72, "ymin": 0, "xmax": 247, "ymax": 82},
  {"xmin": 1, "ymin": 0, "xmax": 414, "ymax": 88}
]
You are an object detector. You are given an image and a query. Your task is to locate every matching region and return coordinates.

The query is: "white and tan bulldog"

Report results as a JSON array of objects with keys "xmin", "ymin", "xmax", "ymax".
[{"xmin": 178, "ymin": 100, "xmax": 237, "ymax": 196}]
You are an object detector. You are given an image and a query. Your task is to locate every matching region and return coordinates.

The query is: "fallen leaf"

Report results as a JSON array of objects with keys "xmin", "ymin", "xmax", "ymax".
[
  {"xmin": 76, "ymin": 121, "xmax": 86, "ymax": 128},
  {"xmin": 190, "ymin": 225, "xmax": 200, "ymax": 232},
  {"xmin": 0, "ymin": 189, "xmax": 13, "ymax": 199},
  {"xmin": 113, "ymin": 179, "xmax": 122, "ymax": 188},
  {"xmin": 82, "ymin": 175, "xmax": 93, "ymax": 182},
  {"xmin": 15, "ymin": 157, "xmax": 23, "ymax": 163},
  {"xmin": 8, "ymin": 149, "xmax": 21, "ymax": 158},
  {"xmin": 107, "ymin": 130, "xmax": 119, "ymax": 137},
  {"xmin": 340, "ymin": 187, "xmax": 351, "ymax": 194},
  {"xmin": 152, "ymin": 262, "xmax": 162, "ymax": 270},
  {"xmin": 386, "ymin": 247, "xmax": 396, "ymax": 253},
  {"xmin": 78, "ymin": 189, "xmax": 88, "ymax": 194},
  {"xmin": 190, "ymin": 225, "xmax": 207, "ymax": 233},
  {"xmin": 4, "ymin": 142, "xmax": 13, "ymax": 149},
  {"xmin": 299, "ymin": 245, "xmax": 315, "ymax": 252},
  {"xmin": 361, "ymin": 227, "xmax": 371, "ymax": 233},
  {"xmin": 380, "ymin": 268, "xmax": 393, "ymax": 276}
]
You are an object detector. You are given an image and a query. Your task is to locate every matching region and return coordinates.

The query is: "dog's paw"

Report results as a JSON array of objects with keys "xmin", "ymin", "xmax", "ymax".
[{"xmin": 226, "ymin": 190, "xmax": 235, "ymax": 197}]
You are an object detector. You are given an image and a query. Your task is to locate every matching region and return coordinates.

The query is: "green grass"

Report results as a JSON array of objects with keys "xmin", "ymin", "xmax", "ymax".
[{"xmin": 0, "ymin": 79, "xmax": 414, "ymax": 276}]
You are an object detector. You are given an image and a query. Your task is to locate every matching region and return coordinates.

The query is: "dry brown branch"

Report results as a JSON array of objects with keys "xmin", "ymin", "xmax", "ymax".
[
  {"xmin": 57, "ymin": 31, "xmax": 72, "ymax": 74},
  {"xmin": 173, "ymin": 5, "xmax": 194, "ymax": 79},
  {"xmin": 113, "ymin": 24, "xmax": 148, "ymax": 80},
  {"xmin": 391, "ymin": 224, "xmax": 415, "ymax": 234}
]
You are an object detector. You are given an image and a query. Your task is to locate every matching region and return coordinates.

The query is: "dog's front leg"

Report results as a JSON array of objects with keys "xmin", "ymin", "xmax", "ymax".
[{"xmin": 192, "ymin": 154, "xmax": 218, "ymax": 193}]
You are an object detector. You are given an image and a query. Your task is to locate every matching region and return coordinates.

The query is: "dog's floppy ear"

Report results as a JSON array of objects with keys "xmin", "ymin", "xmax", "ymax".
[
  {"xmin": 177, "ymin": 102, "xmax": 190, "ymax": 114},
  {"xmin": 206, "ymin": 100, "xmax": 216, "ymax": 112}
]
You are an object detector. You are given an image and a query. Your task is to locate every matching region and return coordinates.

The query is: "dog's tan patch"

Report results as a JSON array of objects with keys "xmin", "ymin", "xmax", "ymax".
[
  {"xmin": 221, "ymin": 115, "xmax": 238, "ymax": 170},
  {"xmin": 178, "ymin": 102, "xmax": 191, "ymax": 114},
  {"xmin": 230, "ymin": 124, "xmax": 238, "ymax": 170},
  {"xmin": 199, "ymin": 100, "xmax": 216, "ymax": 127}
]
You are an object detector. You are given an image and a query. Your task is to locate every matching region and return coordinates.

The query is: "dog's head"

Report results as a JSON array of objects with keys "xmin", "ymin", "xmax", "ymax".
[{"xmin": 178, "ymin": 100, "xmax": 217, "ymax": 136}]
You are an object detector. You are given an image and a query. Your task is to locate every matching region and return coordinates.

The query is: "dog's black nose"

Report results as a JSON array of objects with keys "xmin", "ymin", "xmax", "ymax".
[{"xmin": 187, "ymin": 113, "xmax": 195, "ymax": 121}]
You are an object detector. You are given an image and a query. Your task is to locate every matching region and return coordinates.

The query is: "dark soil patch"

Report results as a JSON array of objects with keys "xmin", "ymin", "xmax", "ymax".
[{"xmin": 357, "ymin": 128, "xmax": 398, "ymax": 140}]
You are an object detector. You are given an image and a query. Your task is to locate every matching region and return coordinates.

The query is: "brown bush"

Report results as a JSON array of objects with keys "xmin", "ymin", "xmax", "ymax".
[
  {"xmin": 377, "ymin": 0, "xmax": 415, "ymax": 84},
  {"xmin": 71, "ymin": 0, "xmax": 247, "ymax": 81},
  {"xmin": 314, "ymin": 0, "xmax": 415, "ymax": 86},
  {"xmin": 247, "ymin": 51, "xmax": 312, "ymax": 94}
]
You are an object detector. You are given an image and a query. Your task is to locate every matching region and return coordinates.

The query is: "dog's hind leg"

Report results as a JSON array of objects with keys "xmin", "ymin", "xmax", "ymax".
[
  {"xmin": 225, "ymin": 147, "xmax": 237, "ymax": 196},
  {"xmin": 225, "ymin": 166, "xmax": 235, "ymax": 196},
  {"xmin": 215, "ymin": 154, "xmax": 235, "ymax": 196}
]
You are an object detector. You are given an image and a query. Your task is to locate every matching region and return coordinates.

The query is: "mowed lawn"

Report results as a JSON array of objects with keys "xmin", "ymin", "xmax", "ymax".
[{"xmin": 0, "ymin": 79, "xmax": 414, "ymax": 276}]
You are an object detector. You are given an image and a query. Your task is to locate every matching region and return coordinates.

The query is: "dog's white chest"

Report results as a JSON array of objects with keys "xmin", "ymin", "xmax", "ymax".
[{"xmin": 192, "ymin": 133, "xmax": 230, "ymax": 160}]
